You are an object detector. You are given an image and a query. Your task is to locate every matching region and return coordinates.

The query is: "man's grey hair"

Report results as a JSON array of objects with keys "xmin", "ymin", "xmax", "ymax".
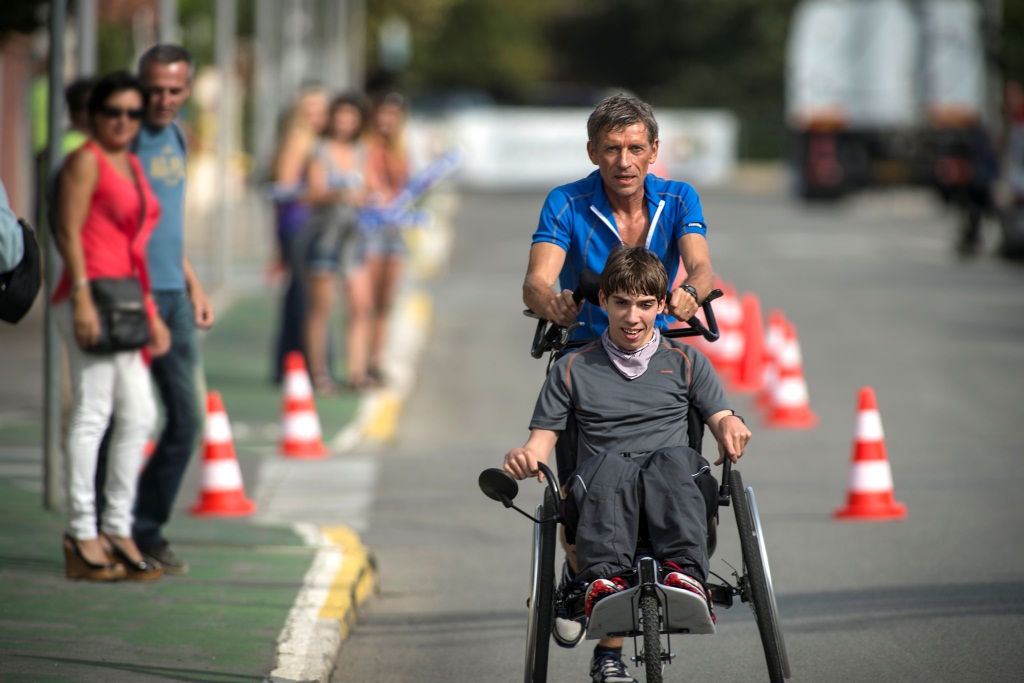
[
  {"xmin": 138, "ymin": 44, "xmax": 195, "ymax": 80},
  {"xmin": 587, "ymin": 94, "xmax": 658, "ymax": 146}
]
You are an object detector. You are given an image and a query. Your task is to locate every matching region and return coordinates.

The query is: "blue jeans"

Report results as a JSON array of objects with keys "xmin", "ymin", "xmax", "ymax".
[{"xmin": 133, "ymin": 289, "xmax": 201, "ymax": 547}]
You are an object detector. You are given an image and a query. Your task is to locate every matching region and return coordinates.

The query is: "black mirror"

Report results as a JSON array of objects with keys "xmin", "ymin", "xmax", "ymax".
[{"xmin": 479, "ymin": 468, "xmax": 519, "ymax": 507}]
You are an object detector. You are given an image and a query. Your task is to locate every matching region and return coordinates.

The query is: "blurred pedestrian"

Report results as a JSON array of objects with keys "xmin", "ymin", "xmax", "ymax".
[
  {"xmin": 301, "ymin": 93, "xmax": 375, "ymax": 393},
  {"xmin": 362, "ymin": 92, "xmax": 411, "ymax": 385},
  {"xmin": 269, "ymin": 84, "xmax": 330, "ymax": 383},
  {"xmin": 126, "ymin": 44, "xmax": 214, "ymax": 575},
  {"xmin": 0, "ymin": 178, "xmax": 42, "ymax": 324},
  {"xmin": 36, "ymin": 77, "xmax": 94, "ymax": 233},
  {"xmin": 0, "ymin": 179, "xmax": 22, "ymax": 274},
  {"xmin": 52, "ymin": 71, "xmax": 168, "ymax": 582},
  {"xmin": 63, "ymin": 77, "xmax": 95, "ymax": 152}
]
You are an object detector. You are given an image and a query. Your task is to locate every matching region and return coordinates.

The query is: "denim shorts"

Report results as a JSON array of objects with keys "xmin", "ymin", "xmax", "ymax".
[
  {"xmin": 362, "ymin": 222, "xmax": 406, "ymax": 258},
  {"xmin": 305, "ymin": 205, "xmax": 364, "ymax": 275}
]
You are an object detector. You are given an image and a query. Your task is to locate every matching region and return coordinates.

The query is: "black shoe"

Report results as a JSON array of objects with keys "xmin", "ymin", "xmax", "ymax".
[
  {"xmin": 590, "ymin": 651, "xmax": 638, "ymax": 683},
  {"xmin": 139, "ymin": 540, "xmax": 189, "ymax": 575}
]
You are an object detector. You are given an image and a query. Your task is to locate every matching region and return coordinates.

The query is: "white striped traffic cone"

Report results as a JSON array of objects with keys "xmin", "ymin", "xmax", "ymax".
[
  {"xmin": 835, "ymin": 387, "xmax": 906, "ymax": 520},
  {"xmin": 280, "ymin": 351, "xmax": 327, "ymax": 458},
  {"xmin": 762, "ymin": 321, "xmax": 818, "ymax": 429},
  {"xmin": 190, "ymin": 391, "xmax": 257, "ymax": 517}
]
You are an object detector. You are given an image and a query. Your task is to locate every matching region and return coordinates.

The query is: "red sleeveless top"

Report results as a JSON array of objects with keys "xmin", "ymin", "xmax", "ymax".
[{"xmin": 52, "ymin": 140, "xmax": 162, "ymax": 305}]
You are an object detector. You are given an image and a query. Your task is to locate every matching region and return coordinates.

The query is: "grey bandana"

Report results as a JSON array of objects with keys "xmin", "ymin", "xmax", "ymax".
[{"xmin": 601, "ymin": 327, "xmax": 661, "ymax": 380}]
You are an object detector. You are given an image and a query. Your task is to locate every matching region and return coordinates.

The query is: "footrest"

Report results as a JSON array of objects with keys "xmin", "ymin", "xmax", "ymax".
[
  {"xmin": 660, "ymin": 585, "xmax": 716, "ymax": 634},
  {"xmin": 585, "ymin": 585, "xmax": 716, "ymax": 640}
]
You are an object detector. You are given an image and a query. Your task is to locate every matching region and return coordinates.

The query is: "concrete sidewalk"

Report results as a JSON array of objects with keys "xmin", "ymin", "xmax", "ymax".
[{"xmin": 0, "ymin": 193, "xmax": 453, "ymax": 682}]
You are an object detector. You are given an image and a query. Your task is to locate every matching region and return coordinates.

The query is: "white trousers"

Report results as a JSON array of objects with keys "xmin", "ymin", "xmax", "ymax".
[{"xmin": 57, "ymin": 302, "xmax": 157, "ymax": 540}]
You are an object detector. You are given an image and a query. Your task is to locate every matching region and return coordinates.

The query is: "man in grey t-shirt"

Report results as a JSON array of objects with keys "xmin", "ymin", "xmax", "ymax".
[{"xmin": 504, "ymin": 246, "xmax": 750, "ymax": 683}]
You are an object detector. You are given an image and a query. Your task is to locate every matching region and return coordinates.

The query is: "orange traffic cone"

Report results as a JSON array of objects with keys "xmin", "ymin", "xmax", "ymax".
[
  {"xmin": 835, "ymin": 387, "xmax": 906, "ymax": 520},
  {"xmin": 280, "ymin": 351, "xmax": 327, "ymax": 459},
  {"xmin": 731, "ymin": 292, "xmax": 766, "ymax": 393},
  {"xmin": 714, "ymin": 284, "xmax": 745, "ymax": 384},
  {"xmin": 762, "ymin": 321, "xmax": 818, "ymax": 429},
  {"xmin": 755, "ymin": 309, "xmax": 787, "ymax": 410},
  {"xmin": 190, "ymin": 391, "xmax": 257, "ymax": 517}
]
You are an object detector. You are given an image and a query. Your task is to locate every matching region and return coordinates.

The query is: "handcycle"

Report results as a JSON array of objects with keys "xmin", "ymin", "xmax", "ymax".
[{"xmin": 478, "ymin": 277, "xmax": 791, "ymax": 683}]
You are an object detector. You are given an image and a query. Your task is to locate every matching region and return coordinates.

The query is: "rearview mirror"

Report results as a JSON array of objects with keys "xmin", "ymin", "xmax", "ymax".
[{"xmin": 478, "ymin": 468, "xmax": 519, "ymax": 507}]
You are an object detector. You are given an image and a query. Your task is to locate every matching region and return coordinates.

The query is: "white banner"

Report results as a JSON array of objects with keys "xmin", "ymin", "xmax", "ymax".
[{"xmin": 408, "ymin": 106, "xmax": 738, "ymax": 191}]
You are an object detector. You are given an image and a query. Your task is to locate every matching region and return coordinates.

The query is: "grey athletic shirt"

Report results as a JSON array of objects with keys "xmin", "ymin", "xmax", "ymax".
[{"xmin": 530, "ymin": 338, "xmax": 731, "ymax": 466}]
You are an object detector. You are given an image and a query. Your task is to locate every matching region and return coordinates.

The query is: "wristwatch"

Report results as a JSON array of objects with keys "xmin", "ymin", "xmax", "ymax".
[{"xmin": 680, "ymin": 284, "xmax": 700, "ymax": 306}]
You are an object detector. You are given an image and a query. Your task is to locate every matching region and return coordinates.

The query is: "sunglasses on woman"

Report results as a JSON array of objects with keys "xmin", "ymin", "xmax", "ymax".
[{"xmin": 98, "ymin": 105, "xmax": 144, "ymax": 120}]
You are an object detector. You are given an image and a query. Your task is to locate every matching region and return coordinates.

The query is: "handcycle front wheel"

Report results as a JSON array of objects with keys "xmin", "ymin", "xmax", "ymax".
[
  {"xmin": 639, "ymin": 591, "xmax": 664, "ymax": 683},
  {"xmin": 524, "ymin": 487, "xmax": 558, "ymax": 683},
  {"xmin": 730, "ymin": 470, "xmax": 791, "ymax": 682}
]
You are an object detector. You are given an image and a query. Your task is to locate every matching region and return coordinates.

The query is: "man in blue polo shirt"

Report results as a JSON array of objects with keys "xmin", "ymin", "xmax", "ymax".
[
  {"xmin": 132, "ymin": 44, "xmax": 214, "ymax": 573},
  {"xmin": 524, "ymin": 93, "xmax": 715, "ymax": 341},
  {"xmin": 521, "ymin": 94, "xmax": 721, "ymax": 669}
]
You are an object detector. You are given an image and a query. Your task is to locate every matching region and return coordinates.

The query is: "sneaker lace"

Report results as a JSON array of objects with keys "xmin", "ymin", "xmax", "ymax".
[{"xmin": 594, "ymin": 654, "xmax": 633, "ymax": 681}]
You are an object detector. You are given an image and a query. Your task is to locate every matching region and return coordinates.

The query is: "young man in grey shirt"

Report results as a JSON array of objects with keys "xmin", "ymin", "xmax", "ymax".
[{"xmin": 504, "ymin": 246, "xmax": 750, "ymax": 683}]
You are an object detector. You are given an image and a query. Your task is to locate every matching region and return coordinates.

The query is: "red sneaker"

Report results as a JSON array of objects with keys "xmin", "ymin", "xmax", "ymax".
[
  {"xmin": 662, "ymin": 562, "xmax": 715, "ymax": 623},
  {"xmin": 585, "ymin": 576, "xmax": 629, "ymax": 617}
]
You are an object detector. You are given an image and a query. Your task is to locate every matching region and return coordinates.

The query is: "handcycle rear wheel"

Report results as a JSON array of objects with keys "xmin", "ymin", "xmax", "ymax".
[
  {"xmin": 730, "ymin": 470, "xmax": 791, "ymax": 682},
  {"xmin": 524, "ymin": 487, "xmax": 557, "ymax": 683},
  {"xmin": 639, "ymin": 592, "xmax": 664, "ymax": 683}
]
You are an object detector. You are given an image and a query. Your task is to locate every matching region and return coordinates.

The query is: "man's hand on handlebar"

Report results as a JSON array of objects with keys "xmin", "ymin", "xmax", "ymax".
[
  {"xmin": 707, "ymin": 410, "xmax": 752, "ymax": 466},
  {"xmin": 666, "ymin": 286, "xmax": 699, "ymax": 321},
  {"xmin": 543, "ymin": 289, "xmax": 583, "ymax": 328}
]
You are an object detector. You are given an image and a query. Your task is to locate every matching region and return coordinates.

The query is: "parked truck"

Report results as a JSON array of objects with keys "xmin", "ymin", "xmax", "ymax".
[{"xmin": 785, "ymin": 0, "xmax": 1015, "ymax": 254}]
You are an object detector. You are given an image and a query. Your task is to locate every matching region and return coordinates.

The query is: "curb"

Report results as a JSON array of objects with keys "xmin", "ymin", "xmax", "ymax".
[
  {"xmin": 264, "ymin": 524, "xmax": 378, "ymax": 683},
  {"xmin": 263, "ymin": 194, "xmax": 454, "ymax": 683}
]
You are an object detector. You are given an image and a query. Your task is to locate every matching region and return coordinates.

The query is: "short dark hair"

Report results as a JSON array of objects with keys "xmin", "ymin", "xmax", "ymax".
[
  {"xmin": 87, "ymin": 71, "xmax": 146, "ymax": 116},
  {"xmin": 138, "ymin": 43, "xmax": 194, "ymax": 80},
  {"xmin": 587, "ymin": 94, "xmax": 658, "ymax": 146},
  {"xmin": 65, "ymin": 77, "xmax": 95, "ymax": 115},
  {"xmin": 326, "ymin": 92, "xmax": 367, "ymax": 140},
  {"xmin": 600, "ymin": 246, "xmax": 668, "ymax": 300}
]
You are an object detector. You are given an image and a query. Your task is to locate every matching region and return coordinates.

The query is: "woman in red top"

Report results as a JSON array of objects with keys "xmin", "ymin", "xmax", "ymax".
[{"xmin": 53, "ymin": 72, "xmax": 169, "ymax": 582}]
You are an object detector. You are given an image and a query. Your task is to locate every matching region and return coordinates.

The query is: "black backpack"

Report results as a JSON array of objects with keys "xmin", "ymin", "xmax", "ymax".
[{"xmin": 0, "ymin": 218, "xmax": 43, "ymax": 324}]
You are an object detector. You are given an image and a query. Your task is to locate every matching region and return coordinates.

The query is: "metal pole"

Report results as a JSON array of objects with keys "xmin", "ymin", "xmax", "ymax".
[
  {"xmin": 253, "ymin": 0, "xmax": 275, "ymax": 177},
  {"xmin": 75, "ymin": 0, "xmax": 97, "ymax": 76},
  {"xmin": 157, "ymin": 0, "xmax": 179, "ymax": 44},
  {"xmin": 43, "ymin": 0, "xmax": 68, "ymax": 510},
  {"xmin": 349, "ymin": 0, "xmax": 366, "ymax": 89},
  {"xmin": 325, "ymin": 0, "xmax": 349, "ymax": 91},
  {"xmin": 215, "ymin": 0, "xmax": 237, "ymax": 288}
]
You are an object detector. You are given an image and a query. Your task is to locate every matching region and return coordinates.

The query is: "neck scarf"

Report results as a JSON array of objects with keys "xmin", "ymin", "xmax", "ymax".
[{"xmin": 601, "ymin": 327, "xmax": 661, "ymax": 380}]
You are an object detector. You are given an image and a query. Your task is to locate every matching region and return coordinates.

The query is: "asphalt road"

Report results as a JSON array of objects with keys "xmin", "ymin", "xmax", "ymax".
[{"xmin": 331, "ymin": 185, "xmax": 1024, "ymax": 683}]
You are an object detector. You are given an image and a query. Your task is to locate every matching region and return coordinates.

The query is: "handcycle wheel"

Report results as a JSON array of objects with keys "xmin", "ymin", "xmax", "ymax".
[
  {"xmin": 524, "ymin": 487, "xmax": 557, "ymax": 683},
  {"xmin": 730, "ymin": 470, "xmax": 791, "ymax": 682},
  {"xmin": 639, "ymin": 592, "xmax": 664, "ymax": 683}
]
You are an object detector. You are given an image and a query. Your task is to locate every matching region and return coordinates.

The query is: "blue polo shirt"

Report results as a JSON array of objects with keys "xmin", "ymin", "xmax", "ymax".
[
  {"xmin": 134, "ymin": 122, "xmax": 187, "ymax": 291},
  {"xmin": 532, "ymin": 170, "xmax": 708, "ymax": 340}
]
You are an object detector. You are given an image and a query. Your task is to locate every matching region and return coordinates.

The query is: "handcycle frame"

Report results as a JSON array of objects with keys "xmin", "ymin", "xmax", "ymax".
[{"xmin": 480, "ymin": 285, "xmax": 790, "ymax": 683}]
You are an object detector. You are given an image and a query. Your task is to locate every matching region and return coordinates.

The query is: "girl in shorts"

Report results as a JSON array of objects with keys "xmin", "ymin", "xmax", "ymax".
[{"xmin": 302, "ymin": 93, "xmax": 375, "ymax": 393}]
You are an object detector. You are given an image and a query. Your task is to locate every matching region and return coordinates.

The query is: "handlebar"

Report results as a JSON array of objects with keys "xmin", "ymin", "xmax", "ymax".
[{"xmin": 528, "ymin": 285, "xmax": 724, "ymax": 358}]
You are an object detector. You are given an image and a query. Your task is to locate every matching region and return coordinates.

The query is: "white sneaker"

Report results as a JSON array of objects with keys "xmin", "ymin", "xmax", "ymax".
[{"xmin": 553, "ymin": 562, "xmax": 585, "ymax": 647}]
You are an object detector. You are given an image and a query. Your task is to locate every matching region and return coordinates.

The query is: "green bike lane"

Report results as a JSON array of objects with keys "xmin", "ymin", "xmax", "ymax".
[{"xmin": 0, "ymin": 289, "xmax": 362, "ymax": 683}]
